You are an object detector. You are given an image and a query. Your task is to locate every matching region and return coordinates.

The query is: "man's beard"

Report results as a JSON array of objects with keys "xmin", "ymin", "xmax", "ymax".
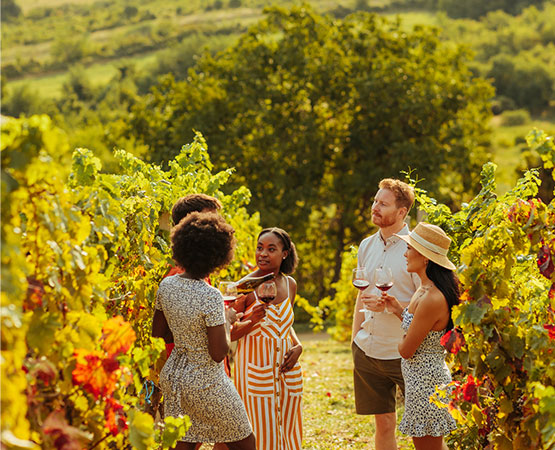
[{"xmin": 372, "ymin": 213, "xmax": 397, "ymax": 228}]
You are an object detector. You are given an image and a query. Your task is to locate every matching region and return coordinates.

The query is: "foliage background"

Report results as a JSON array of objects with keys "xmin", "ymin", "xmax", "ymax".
[
  {"xmin": 2, "ymin": 0, "xmax": 555, "ymax": 448},
  {"xmin": 1, "ymin": 116, "xmax": 261, "ymax": 449}
]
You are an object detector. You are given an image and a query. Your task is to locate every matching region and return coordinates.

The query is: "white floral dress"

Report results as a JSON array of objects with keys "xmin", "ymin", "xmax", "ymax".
[
  {"xmin": 156, "ymin": 275, "xmax": 252, "ymax": 443},
  {"xmin": 399, "ymin": 307, "xmax": 457, "ymax": 437}
]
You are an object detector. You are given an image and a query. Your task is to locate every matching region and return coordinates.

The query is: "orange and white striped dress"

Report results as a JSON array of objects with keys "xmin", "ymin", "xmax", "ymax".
[{"xmin": 233, "ymin": 277, "xmax": 302, "ymax": 450}]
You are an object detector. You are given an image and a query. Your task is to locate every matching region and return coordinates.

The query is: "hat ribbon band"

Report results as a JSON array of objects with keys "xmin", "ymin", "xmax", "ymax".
[{"xmin": 411, "ymin": 232, "xmax": 448, "ymax": 256}]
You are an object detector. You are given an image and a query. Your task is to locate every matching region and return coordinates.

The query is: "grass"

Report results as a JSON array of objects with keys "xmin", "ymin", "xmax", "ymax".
[
  {"xmin": 8, "ymin": 51, "xmax": 161, "ymax": 99},
  {"xmin": 17, "ymin": 0, "xmax": 97, "ymax": 14},
  {"xmin": 384, "ymin": 11, "xmax": 438, "ymax": 29},
  {"xmin": 198, "ymin": 330, "xmax": 415, "ymax": 450},
  {"xmin": 298, "ymin": 331, "xmax": 414, "ymax": 450}
]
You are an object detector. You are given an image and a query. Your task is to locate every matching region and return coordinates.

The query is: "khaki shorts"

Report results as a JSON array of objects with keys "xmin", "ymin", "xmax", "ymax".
[{"xmin": 352, "ymin": 342, "xmax": 405, "ymax": 415}]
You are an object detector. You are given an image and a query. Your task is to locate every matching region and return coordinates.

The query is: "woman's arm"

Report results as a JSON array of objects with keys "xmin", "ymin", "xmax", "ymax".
[
  {"xmin": 152, "ymin": 309, "xmax": 173, "ymax": 343},
  {"xmin": 230, "ymin": 303, "xmax": 266, "ymax": 341},
  {"xmin": 398, "ymin": 292, "xmax": 445, "ymax": 359},
  {"xmin": 207, "ymin": 324, "xmax": 229, "ymax": 363},
  {"xmin": 381, "ymin": 293, "xmax": 405, "ymax": 320},
  {"xmin": 280, "ymin": 277, "xmax": 302, "ymax": 372}
]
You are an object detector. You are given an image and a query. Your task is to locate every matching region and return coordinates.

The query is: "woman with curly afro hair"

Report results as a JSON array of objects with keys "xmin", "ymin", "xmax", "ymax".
[{"xmin": 152, "ymin": 212, "xmax": 256, "ymax": 450}]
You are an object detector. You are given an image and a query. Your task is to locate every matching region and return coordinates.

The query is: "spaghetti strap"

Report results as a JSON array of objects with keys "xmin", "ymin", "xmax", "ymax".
[{"xmin": 286, "ymin": 276, "xmax": 290, "ymax": 299}]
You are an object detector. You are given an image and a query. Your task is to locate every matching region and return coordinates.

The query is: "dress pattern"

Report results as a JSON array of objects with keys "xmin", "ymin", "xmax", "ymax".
[
  {"xmin": 399, "ymin": 308, "xmax": 457, "ymax": 437},
  {"xmin": 156, "ymin": 275, "xmax": 252, "ymax": 443},
  {"xmin": 234, "ymin": 277, "xmax": 303, "ymax": 450}
]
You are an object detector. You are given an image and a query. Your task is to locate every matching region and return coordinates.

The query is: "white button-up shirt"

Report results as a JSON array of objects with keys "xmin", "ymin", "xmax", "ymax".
[{"xmin": 353, "ymin": 224, "xmax": 419, "ymax": 360}]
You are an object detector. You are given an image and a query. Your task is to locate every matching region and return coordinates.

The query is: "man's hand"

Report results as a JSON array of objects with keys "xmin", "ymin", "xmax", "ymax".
[{"xmin": 361, "ymin": 294, "xmax": 385, "ymax": 312}]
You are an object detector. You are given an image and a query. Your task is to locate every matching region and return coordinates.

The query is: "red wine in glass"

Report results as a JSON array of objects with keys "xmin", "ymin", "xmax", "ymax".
[
  {"xmin": 222, "ymin": 296, "xmax": 236, "ymax": 306},
  {"xmin": 374, "ymin": 267, "xmax": 394, "ymax": 313},
  {"xmin": 259, "ymin": 296, "xmax": 275, "ymax": 304},
  {"xmin": 375, "ymin": 282, "xmax": 393, "ymax": 292},
  {"xmin": 353, "ymin": 279, "xmax": 370, "ymax": 290},
  {"xmin": 258, "ymin": 281, "xmax": 277, "ymax": 325}
]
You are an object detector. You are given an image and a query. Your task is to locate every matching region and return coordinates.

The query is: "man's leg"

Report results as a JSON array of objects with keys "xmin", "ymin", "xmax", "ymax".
[{"xmin": 374, "ymin": 412, "xmax": 398, "ymax": 450}]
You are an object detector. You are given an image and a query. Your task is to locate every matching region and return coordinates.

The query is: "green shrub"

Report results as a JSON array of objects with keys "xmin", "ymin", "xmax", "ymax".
[
  {"xmin": 488, "ymin": 54, "xmax": 554, "ymax": 112},
  {"xmin": 491, "ymin": 95, "xmax": 517, "ymax": 115},
  {"xmin": 2, "ymin": 84, "xmax": 44, "ymax": 117},
  {"xmin": 123, "ymin": 5, "xmax": 138, "ymax": 18},
  {"xmin": 501, "ymin": 109, "xmax": 531, "ymax": 126},
  {"xmin": 438, "ymin": 0, "xmax": 547, "ymax": 19},
  {"xmin": 1, "ymin": 0, "xmax": 22, "ymax": 22}
]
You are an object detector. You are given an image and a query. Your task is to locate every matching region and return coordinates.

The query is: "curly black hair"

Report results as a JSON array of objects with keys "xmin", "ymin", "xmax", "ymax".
[
  {"xmin": 171, "ymin": 212, "xmax": 236, "ymax": 279},
  {"xmin": 171, "ymin": 194, "xmax": 222, "ymax": 226},
  {"xmin": 258, "ymin": 227, "xmax": 298, "ymax": 274}
]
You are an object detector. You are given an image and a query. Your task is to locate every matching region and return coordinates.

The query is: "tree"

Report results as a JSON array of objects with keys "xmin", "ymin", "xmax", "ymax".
[
  {"xmin": 437, "ymin": 0, "xmax": 547, "ymax": 19},
  {"xmin": 1, "ymin": 0, "xmax": 22, "ymax": 22},
  {"xmin": 125, "ymin": 6, "xmax": 493, "ymax": 299},
  {"xmin": 488, "ymin": 54, "xmax": 554, "ymax": 113}
]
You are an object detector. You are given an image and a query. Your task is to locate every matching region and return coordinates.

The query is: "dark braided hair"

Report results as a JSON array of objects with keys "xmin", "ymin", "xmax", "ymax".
[
  {"xmin": 426, "ymin": 261, "xmax": 460, "ymax": 330},
  {"xmin": 258, "ymin": 228, "xmax": 298, "ymax": 274}
]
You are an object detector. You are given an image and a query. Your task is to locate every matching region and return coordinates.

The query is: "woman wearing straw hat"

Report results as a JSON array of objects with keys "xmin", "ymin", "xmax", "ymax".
[{"xmin": 381, "ymin": 222, "xmax": 458, "ymax": 450}]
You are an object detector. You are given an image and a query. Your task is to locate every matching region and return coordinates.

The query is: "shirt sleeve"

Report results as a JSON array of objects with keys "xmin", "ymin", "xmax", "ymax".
[
  {"xmin": 357, "ymin": 236, "xmax": 370, "ymax": 270},
  {"xmin": 204, "ymin": 290, "xmax": 226, "ymax": 327}
]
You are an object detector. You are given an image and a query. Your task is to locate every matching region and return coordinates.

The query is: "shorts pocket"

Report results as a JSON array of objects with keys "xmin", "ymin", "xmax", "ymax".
[
  {"xmin": 283, "ymin": 364, "xmax": 303, "ymax": 396},
  {"xmin": 246, "ymin": 362, "xmax": 274, "ymax": 397}
]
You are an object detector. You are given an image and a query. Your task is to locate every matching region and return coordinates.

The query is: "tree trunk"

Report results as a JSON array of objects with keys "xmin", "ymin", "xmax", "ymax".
[{"xmin": 328, "ymin": 211, "xmax": 346, "ymax": 298}]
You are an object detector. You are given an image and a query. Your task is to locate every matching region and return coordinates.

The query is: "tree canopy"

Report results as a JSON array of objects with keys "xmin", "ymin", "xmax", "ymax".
[{"xmin": 123, "ymin": 5, "xmax": 493, "ymax": 295}]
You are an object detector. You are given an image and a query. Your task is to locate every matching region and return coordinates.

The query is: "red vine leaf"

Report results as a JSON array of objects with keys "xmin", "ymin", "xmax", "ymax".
[{"xmin": 440, "ymin": 328, "xmax": 465, "ymax": 354}]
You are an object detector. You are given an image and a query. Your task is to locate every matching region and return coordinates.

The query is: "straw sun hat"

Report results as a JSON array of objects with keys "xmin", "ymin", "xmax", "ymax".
[{"xmin": 397, "ymin": 222, "xmax": 456, "ymax": 271}]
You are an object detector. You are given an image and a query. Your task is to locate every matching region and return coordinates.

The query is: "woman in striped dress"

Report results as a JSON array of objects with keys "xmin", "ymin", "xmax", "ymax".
[{"xmin": 231, "ymin": 228, "xmax": 303, "ymax": 450}]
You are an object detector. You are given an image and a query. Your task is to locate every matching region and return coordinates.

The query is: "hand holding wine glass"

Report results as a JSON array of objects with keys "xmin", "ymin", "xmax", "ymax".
[
  {"xmin": 219, "ymin": 281, "xmax": 237, "ymax": 307},
  {"xmin": 374, "ymin": 267, "xmax": 393, "ymax": 313},
  {"xmin": 352, "ymin": 268, "xmax": 372, "ymax": 313},
  {"xmin": 257, "ymin": 280, "xmax": 277, "ymax": 325}
]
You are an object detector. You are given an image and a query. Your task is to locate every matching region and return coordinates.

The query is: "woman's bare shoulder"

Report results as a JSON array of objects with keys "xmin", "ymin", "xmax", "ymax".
[{"xmin": 416, "ymin": 286, "xmax": 446, "ymax": 311}]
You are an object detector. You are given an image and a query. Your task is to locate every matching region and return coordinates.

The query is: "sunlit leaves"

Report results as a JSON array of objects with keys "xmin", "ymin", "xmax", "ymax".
[
  {"xmin": 160, "ymin": 416, "xmax": 192, "ymax": 449},
  {"xmin": 128, "ymin": 410, "xmax": 156, "ymax": 450},
  {"xmin": 72, "ymin": 349, "xmax": 120, "ymax": 399},
  {"xmin": 101, "ymin": 316, "xmax": 136, "ymax": 356},
  {"xmin": 3, "ymin": 116, "xmax": 255, "ymax": 447},
  {"xmin": 416, "ymin": 132, "xmax": 555, "ymax": 448}
]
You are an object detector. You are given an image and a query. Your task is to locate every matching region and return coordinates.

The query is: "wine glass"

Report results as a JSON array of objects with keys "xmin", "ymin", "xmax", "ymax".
[
  {"xmin": 218, "ymin": 281, "xmax": 237, "ymax": 307},
  {"xmin": 257, "ymin": 280, "xmax": 277, "ymax": 325},
  {"xmin": 352, "ymin": 268, "xmax": 370, "ymax": 313},
  {"xmin": 374, "ymin": 267, "xmax": 393, "ymax": 313}
]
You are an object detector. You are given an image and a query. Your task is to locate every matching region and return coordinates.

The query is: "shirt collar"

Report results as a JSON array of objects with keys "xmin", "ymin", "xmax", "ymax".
[{"xmin": 379, "ymin": 223, "xmax": 409, "ymax": 245}]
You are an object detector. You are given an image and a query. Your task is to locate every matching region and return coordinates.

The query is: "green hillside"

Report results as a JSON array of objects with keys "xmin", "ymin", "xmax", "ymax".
[{"xmin": 2, "ymin": 0, "xmax": 555, "ymax": 193}]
